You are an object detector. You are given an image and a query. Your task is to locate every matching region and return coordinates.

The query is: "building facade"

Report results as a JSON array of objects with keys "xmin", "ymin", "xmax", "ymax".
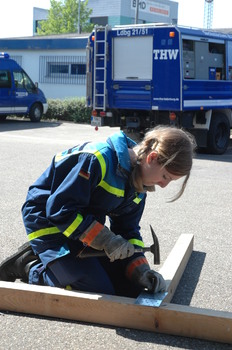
[
  {"xmin": 0, "ymin": 35, "xmax": 88, "ymax": 99},
  {"xmin": 33, "ymin": 0, "xmax": 178, "ymax": 34},
  {"xmin": 88, "ymin": 0, "xmax": 178, "ymax": 26}
]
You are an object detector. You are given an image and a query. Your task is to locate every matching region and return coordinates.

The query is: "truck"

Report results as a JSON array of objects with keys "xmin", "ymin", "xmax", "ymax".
[
  {"xmin": 0, "ymin": 52, "xmax": 48, "ymax": 122},
  {"xmin": 86, "ymin": 24, "xmax": 232, "ymax": 154}
]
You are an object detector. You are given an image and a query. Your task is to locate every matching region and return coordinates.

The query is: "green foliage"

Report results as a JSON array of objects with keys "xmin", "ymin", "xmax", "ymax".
[
  {"xmin": 37, "ymin": 0, "xmax": 94, "ymax": 35},
  {"xmin": 44, "ymin": 97, "xmax": 91, "ymax": 124}
]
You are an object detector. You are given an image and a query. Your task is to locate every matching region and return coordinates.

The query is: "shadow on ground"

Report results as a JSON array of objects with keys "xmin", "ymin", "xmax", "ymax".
[{"xmin": 0, "ymin": 118, "xmax": 61, "ymax": 132}]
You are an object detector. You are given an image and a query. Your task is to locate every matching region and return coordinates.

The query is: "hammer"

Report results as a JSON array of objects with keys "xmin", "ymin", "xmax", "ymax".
[{"xmin": 78, "ymin": 224, "xmax": 160, "ymax": 265}]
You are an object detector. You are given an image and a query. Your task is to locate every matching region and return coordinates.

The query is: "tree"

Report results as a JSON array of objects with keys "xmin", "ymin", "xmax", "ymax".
[{"xmin": 37, "ymin": 0, "xmax": 94, "ymax": 35}]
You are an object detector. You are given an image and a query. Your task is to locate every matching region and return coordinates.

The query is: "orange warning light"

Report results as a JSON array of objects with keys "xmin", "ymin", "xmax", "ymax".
[{"xmin": 169, "ymin": 112, "xmax": 176, "ymax": 121}]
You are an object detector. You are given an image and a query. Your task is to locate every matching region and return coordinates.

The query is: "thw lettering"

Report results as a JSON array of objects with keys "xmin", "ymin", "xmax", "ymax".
[{"xmin": 153, "ymin": 49, "xmax": 179, "ymax": 60}]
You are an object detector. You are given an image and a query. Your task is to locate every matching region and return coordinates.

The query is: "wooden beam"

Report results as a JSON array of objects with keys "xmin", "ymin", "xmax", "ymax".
[
  {"xmin": 0, "ymin": 281, "xmax": 232, "ymax": 344},
  {"xmin": 2, "ymin": 234, "xmax": 231, "ymax": 344},
  {"xmin": 160, "ymin": 234, "xmax": 194, "ymax": 302}
]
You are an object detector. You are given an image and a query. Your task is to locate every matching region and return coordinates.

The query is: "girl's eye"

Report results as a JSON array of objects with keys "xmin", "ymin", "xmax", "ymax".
[{"xmin": 163, "ymin": 174, "xmax": 167, "ymax": 180}]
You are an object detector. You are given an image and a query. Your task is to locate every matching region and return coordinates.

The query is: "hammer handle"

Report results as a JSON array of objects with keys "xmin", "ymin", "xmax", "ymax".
[{"xmin": 78, "ymin": 247, "xmax": 150, "ymax": 258}]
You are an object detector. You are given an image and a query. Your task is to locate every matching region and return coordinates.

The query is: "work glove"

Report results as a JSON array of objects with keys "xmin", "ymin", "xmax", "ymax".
[
  {"xmin": 128, "ymin": 257, "xmax": 166, "ymax": 293},
  {"xmin": 138, "ymin": 269, "xmax": 166, "ymax": 293},
  {"xmin": 80, "ymin": 221, "xmax": 135, "ymax": 262}
]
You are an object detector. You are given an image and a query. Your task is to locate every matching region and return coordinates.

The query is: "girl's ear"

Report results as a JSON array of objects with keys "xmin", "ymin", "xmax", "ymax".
[{"xmin": 147, "ymin": 151, "xmax": 158, "ymax": 164}]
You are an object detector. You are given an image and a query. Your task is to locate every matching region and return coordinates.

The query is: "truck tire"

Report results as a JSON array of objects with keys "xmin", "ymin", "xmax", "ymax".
[
  {"xmin": 207, "ymin": 113, "xmax": 230, "ymax": 155},
  {"xmin": 29, "ymin": 103, "xmax": 42, "ymax": 122}
]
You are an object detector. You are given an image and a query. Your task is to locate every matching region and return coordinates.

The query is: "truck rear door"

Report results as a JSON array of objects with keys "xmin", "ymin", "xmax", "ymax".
[
  {"xmin": 152, "ymin": 27, "xmax": 181, "ymax": 111},
  {"xmin": 109, "ymin": 32, "xmax": 153, "ymax": 110}
]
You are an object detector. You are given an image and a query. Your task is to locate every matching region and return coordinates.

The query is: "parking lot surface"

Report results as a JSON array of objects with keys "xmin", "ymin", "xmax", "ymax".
[{"xmin": 0, "ymin": 119, "xmax": 232, "ymax": 349}]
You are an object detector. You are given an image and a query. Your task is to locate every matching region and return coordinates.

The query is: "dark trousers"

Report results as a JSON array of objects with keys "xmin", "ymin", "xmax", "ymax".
[{"xmin": 29, "ymin": 253, "xmax": 143, "ymax": 298}]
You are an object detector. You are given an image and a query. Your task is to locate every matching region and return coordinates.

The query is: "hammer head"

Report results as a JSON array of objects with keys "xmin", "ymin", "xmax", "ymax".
[{"xmin": 150, "ymin": 225, "xmax": 160, "ymax": 265}]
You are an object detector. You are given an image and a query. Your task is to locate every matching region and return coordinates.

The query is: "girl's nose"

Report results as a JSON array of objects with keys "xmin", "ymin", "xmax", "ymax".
[
  {"xmin": 158, "ymin": 182, "xmax": 167, "ymax": 188},
  {"xmin": 159, "ymin": 179, "xmax": 171, "ymax": 188}
]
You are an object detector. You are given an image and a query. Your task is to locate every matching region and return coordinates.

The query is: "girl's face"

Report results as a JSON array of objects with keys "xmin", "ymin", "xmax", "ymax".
[{"xmin": 140, "ymin": 151, "xmax": 183, "ymax": 188}]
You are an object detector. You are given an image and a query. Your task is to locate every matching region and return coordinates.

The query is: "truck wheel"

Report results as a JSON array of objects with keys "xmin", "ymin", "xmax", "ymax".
[
  {"xmin": 207, "ymin": 113, "xmax": 230, "ymax": 155},
  {"xmin": 29, "ymin": 103, "xmax": 42, "ymax": 122}
]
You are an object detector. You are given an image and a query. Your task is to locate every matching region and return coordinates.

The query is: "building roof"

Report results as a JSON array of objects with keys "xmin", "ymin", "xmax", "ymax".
[{"xmin": 0, "ymin": 33, "xmax": 89, "ymax": 50}]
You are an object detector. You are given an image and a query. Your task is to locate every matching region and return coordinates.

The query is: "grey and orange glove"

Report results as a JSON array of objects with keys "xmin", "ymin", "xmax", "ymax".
[
  {"xmin": 79, "ymin": 220, "xmax": 135, "ymax": 262},
  {"xmin": 126, "ymin": 256, "xmax": 166, "ymax": 293}
]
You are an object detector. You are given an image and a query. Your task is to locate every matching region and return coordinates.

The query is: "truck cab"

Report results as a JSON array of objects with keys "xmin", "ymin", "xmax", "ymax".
[{"xmin": 0, "ymin": 53, "xmax": 48, "ymax": 122}]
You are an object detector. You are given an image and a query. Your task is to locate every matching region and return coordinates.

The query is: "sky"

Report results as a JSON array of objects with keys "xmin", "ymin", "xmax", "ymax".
[{"xmin": 0, "ymin": 0, "xmax": 231, "ymax": 38}]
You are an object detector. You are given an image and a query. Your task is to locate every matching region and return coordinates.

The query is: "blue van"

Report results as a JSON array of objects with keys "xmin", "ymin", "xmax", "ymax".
[{"xmin": 0, "ymin": 53, "xmax": 48, "ymax": 122}]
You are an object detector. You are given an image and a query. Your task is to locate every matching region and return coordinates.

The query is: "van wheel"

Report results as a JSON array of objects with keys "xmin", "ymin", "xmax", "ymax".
[
  {"xmin": 207, "ymin": 113, "xmax": 230, "ymax": 154},
  {"xmin": 29, "ymin": 103, "xmax": 42, "ymax": 122}
]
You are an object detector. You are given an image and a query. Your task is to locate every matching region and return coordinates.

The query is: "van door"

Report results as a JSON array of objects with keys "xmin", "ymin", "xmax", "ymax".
[
  {"xmin": 0, "ymin": 70, "xmax": 13, "ymax": 115},
  {"xmin": 12, "ymin": 70, "xmax": 36, "ymax": 114}
]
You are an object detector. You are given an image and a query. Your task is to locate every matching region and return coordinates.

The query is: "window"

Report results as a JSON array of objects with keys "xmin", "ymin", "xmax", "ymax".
[
  {"xmin": 90, "ymin": 17, "xmax": 108, "ymax": 26},
  {"xmin": 71, "ymin": 63, "xmax": 86, "ymax": 75},
  {"xmin": 183, "ymin": 39, "xmax": 194, "ymax": 52},
  {"xmin": 39, "ymin": 56, "xmax": 86, "ymax": 85},
  {"xmin": 113, "ymin": 36, "xmax": 153, "ymax": 80},
  {"xmin": 0, "ymin": 70, "xmax": 11, "ymax": 88},
  {"xmin": 49, "ymin": 64, "xmax": 69, "ymax": 75},
  {"xmin": 13, "ymin": 71, "xmax": 35, "ymax": 92}
]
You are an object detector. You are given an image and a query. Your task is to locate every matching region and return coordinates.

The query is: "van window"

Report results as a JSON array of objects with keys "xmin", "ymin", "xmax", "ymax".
[
  {"xmin": 13, "ymin": 71, "xmax": 35, "ymax": 92},
  {"xmin": 0, "ymin": 70, "xmax": 11, "ymax": 88}
]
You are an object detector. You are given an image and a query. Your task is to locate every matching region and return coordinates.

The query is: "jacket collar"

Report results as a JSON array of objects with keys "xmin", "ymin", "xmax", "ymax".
[{"xmin": 107, "ymin": 131, "xmax": 137, "ymax": 177}]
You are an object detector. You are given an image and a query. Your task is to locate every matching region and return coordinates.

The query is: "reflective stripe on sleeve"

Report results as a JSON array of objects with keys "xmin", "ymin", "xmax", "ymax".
[
  {"xmin": 128, "ymin": 238, "xmax": 144, "ymax": 247},
  {"xmin": 63, "ymin": 213, "xmax": 83, "ymax": 238},
  {"xmin": 28, "ymin": 226, "xmax": 61, "ymax": 241}
]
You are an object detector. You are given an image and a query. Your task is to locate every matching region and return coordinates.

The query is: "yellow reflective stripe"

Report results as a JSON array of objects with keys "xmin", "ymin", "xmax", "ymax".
[
  {"xmin": 93, "ymin": 150, "xmax": 106, "ymax": 182},
  {"xmin": 28, "ymin": 227, "xmax": 60, "ymax": 241},
  {"xmin": 28, "ymin": 214, "xmax": 83, "ymax": 240},
  {"xmin": 98, "ymin": 180, "xmax": 124, "ymax": 197},
  {"xmin": 129, "ymin": 239, "xmax": 145, "ymax": 248},
  {"xmin": 94, "ymin": 150, "xmax": 124, "ymax": 197},
  {"xmin": 65, "ymin": 285, "xmax": 72, "ymax": 290},
  {"xmin": 55, "ymin": 148, "xmax": 107, "ymax": 184},
  {"xmin": 63, "ymin": 213, "xmax": 83, "ymax": 238},
  {"xmin": 133, "ymin": 196, "xmax": 142, "ymax": 204}
]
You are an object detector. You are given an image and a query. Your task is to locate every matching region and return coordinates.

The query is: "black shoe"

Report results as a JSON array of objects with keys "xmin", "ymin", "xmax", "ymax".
[{"xmin": 0, "ymin": 241, "xmax": 38, "ymax": 282}]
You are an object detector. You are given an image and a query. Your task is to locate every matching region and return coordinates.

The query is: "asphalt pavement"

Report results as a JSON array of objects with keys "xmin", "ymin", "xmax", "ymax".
[{"xmin": 0, "ymin": 118, "xmax": 232, "ymax": 350}]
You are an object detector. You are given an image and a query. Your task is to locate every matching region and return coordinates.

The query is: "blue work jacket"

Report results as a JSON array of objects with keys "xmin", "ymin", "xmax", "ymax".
[{"xmin": 22, "ymin": 131, "xmax": 147, "ymax": 266}]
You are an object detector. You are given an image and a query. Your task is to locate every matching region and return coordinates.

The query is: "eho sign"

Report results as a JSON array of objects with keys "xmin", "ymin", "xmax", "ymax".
[{"xmin": 131, "ymin": 0, "xmax": 146, "ymax": 10}]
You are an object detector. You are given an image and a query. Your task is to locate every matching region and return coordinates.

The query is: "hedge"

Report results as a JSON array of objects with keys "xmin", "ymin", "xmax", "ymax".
[{"xmin": 43, "ymin": 97, "xmax": 92, "ymax": 124}]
